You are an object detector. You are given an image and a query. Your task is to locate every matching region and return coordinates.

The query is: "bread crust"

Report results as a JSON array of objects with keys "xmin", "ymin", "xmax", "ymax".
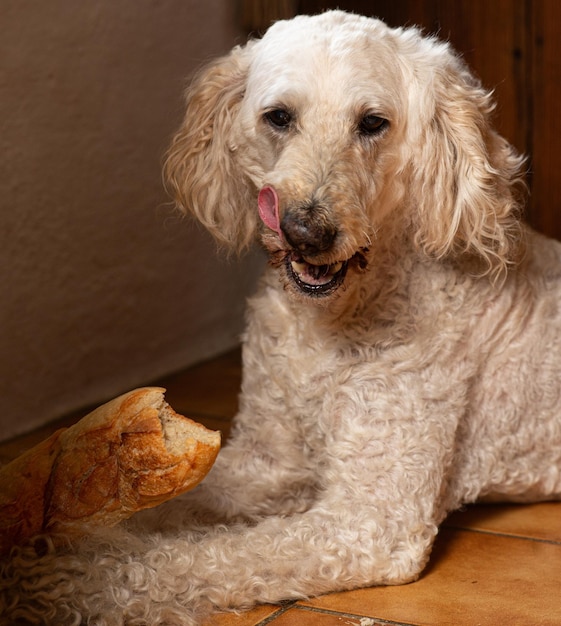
[{"xmin": 0, "ymin": 388, "xmax": 220, "ymax": 555}]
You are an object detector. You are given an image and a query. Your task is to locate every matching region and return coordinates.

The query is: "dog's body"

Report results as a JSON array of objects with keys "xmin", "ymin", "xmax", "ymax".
[{"xmin": 3, "ymin": 11, "xmax": 561, "ymax": 625}]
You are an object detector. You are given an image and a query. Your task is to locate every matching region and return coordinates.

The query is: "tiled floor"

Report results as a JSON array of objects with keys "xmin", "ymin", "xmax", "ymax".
[{"xmin": 2, "ymin": 348, "xmax": 561, "ymax": 625}]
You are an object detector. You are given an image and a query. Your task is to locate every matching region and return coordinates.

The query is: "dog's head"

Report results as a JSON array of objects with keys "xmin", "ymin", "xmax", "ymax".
[{"xmin": 165, "ymin": 11, "xmax": 525, "ymax": 301}]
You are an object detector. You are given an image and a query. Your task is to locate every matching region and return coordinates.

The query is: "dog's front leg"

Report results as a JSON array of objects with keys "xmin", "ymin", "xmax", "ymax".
[
  {"xmin": 169, "ymin": 414, "xmax": 455, "ymax": 616},
  {"xmin": 175, "ymin": 384, "xmax": 462, "ymax": 612},
  {"xmin": 170, "ymin": 477, "xmax": 438, "ymax": 614}
]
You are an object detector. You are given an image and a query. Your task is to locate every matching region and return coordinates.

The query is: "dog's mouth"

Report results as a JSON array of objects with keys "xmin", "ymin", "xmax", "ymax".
[{"xmin": 286, "ymin": 253, "xmax": 349, "ymax": 297}]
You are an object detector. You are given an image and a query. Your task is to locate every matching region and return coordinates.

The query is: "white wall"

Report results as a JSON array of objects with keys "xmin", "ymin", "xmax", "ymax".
[{"xmin": 0, "ymin": 0, "xmax": 262, "ymax": 440}]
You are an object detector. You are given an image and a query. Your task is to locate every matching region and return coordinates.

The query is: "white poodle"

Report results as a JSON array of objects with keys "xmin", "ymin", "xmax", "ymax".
[{"xmin": 3, "ymin": 10, "xmax": 561, "ymax": 626}]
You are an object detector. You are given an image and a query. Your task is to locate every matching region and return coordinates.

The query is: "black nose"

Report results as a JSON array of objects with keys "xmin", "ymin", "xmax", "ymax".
[{"xmin": 281, "ymin": 209, "xmax": 337, "ymax": 256}]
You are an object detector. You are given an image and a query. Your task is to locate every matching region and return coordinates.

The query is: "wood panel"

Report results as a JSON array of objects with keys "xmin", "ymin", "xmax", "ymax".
[{"xmin": 530, "ymin": 0, "xmax": 561, "ymax": 238}]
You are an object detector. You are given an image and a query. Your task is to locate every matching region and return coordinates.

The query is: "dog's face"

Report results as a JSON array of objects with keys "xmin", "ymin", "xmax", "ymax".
[
  {"xmin": 165, "ymin": 11, "xmax": 525, "ymax": 303},
  {"xmin": 233, "ymin": 15, "xmax": 410, "ymax": 299}
]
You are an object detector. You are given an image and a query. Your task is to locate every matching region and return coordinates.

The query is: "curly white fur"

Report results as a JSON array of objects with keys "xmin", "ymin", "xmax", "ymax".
[{"xmin": 3, "ymin": 11, "xmax": 561, "ymax": 626}]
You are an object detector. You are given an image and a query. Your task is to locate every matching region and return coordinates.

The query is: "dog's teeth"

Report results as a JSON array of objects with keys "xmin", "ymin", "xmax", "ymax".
[
  {"xmin": 291, "ymin": 260, "xmax": 307, "ymax": 275},
  {"xmin": 292, "ymin": 260, "xmax": 343, "ymax": 277}
]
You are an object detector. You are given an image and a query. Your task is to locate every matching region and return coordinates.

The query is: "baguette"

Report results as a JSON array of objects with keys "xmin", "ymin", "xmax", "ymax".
[{"xmin": 0, "ymin": 387, "xmax": 220, "ymax": 555}]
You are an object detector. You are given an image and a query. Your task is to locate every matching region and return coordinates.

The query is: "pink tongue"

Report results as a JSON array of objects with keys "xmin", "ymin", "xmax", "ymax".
[{"xmin": 258, "ymin": 186, "xmax": 282, "ymax": 237}]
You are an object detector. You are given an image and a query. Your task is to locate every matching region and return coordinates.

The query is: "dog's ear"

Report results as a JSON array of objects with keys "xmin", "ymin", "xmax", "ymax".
[
  {"xmin": 164, "ymin": 43, "xmax": 257, "ymax": 252},
  {"xmin": 411, "ymin": 60, "xmax": 526, "ymax": 278}
]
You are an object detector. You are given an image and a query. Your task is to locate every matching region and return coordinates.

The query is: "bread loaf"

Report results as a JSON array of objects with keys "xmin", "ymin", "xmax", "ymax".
[{"xmin": 0, "ymin": 388, "xmax": 220, "ymax": 555}]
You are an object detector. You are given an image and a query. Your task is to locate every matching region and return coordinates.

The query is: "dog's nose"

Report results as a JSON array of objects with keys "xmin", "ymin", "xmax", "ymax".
[{"xmin": 281, "ymin": 210, "xmax": 337, "ymax": 255}]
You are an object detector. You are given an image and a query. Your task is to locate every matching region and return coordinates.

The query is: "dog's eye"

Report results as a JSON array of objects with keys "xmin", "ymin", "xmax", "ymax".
[
  {"xmin": 358, "ymin": 114, "xmax": 388, "ymax": 136},
  {"xmin": 264, "ymin": 108, "xmax": 292, "ymax": 130}
]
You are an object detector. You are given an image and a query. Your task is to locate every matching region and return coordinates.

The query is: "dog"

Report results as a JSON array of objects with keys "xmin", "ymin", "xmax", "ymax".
[{"xmin": 3, "ymin": 10, "xmax": 561, "ymax": 626}]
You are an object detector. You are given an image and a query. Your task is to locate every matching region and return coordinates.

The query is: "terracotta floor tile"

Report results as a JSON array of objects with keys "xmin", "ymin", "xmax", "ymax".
[
  {"xmin": 301, "ymin": 527, "xmax": 561, "ymax": 626},
  {"xmin": 156, "ymin": 348, "xmax": 241, "ymax": 425},
  {"xmin": 445, "ymin": 501, "xmax": 561, "ymax": 543}
]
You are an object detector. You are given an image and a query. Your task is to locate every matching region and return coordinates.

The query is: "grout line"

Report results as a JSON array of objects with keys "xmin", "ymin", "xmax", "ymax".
[
  {"xmin": 253, "ymin": 603, "xmax": 296, "ymax": 625},
  {"xmin": 446, "ymin": 524, "xmax": 561, "ymax": 546},
  {"xmin": 288, "ymin": 604, "xmax": 417, "ymax": 626}
]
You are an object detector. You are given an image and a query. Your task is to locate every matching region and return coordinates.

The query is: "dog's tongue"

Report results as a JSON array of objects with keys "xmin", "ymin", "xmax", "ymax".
[{"xmin": 258, "ymin": 186, "xmax": 282, "ymax": 238}]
